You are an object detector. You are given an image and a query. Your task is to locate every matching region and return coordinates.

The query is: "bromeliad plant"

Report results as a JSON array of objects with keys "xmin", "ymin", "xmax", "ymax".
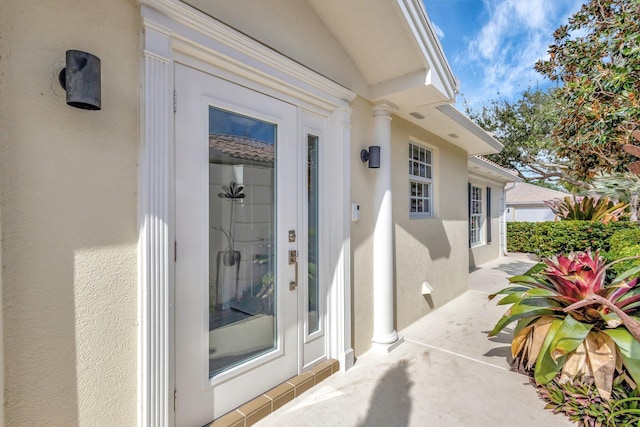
[
  {"xmin": 489, "ymin": 250, "xmax": 640, "ymax": 400},
  {"xmin": 544, "ymin": 195, "xmax": 628, "ymax": 223}
]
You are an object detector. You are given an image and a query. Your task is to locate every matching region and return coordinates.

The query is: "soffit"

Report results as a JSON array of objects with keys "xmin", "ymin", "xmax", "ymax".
[
  {"xmin": 308, "ymin": 0, "xmax": 500, "ymax": 155},
  {"xmin": 421, "ymin": 105, "xmax": 503, "ymax": 156},
  {"xmin": 308, "ymin": 0, "xmax": 424, "ymax": 87},
  {"xmin": 468, "ymin": 157, "xmax": 522, "ymax": 184}
]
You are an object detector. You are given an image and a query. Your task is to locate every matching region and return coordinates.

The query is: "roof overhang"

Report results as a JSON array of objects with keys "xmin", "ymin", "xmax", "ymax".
[
  {"xmin": 435, "ymin": 105, "xmax": 503, "ymax": 156},
  {"xmin": 468, "ymin": 156, "xmax": 522, "ymax": 184},
  {"xmin": 308, "ymin": 0, "xmax": 500, "ymax": 156},
  {"xmin": 308, "ymin": 0, "xmax": 458, "ymax": 102}
]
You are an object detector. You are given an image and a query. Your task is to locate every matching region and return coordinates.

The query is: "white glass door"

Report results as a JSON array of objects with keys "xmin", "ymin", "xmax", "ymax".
[{"xmin": 175, "ymin": 64, "xmax": 299, "ymax": 426}]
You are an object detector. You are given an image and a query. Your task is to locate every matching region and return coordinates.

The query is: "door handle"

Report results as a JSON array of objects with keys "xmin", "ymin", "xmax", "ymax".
[{"xmin": 289, "ymin": 249, "xmax": 298, "ymax": 291}]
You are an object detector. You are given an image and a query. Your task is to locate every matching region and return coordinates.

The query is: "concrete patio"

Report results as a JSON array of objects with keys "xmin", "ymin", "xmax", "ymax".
[{"xmin": 256, "ymin": 253, "xmax": 573, "ymax": 427}]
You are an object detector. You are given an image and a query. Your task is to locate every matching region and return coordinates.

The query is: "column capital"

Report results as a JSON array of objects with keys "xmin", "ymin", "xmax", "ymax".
[{"xmin": 372, "ymin": 100, "xmax": 399, "ymax": 117}]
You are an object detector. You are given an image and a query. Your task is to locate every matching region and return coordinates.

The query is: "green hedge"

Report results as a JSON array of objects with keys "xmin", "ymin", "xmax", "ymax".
[
  {"xmin": 606, "ymin": 227, "xmax": 640, "ymax": 276},
  {"xmin": 507, "ymin": 221, "xmax": 638, "ymax": 258}
]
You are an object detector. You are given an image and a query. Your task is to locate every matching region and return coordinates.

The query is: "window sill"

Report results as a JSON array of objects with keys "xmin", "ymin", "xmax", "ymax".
[{"xmin": 409, "ymin": 213, "xmax": 435, "ymax": 220}]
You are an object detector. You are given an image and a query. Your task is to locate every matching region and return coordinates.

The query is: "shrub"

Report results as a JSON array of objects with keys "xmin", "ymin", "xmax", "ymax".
[
  {"xmin": 507, "ymin": 221, "xmax": 632, "ymax": 257},
  {"xmin": 534, "ymin": 221, "xmax": 626, "ymax": 257},
  {"xmin": 606, "ymin": 227, "xmax": 640, "ymax": 277},
  {"xmin": 507, "ymin": 222, "xmax": 537, "ymax": 253}
]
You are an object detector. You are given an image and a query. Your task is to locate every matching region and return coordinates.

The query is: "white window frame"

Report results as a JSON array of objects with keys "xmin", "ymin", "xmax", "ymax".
[
  {"xmin": 409, "ymin": 141, "xmax": 436, "ymax": 219},
  {"xmin": 470, "ymin": 184, "xmax": 484, "ymax": 247}
]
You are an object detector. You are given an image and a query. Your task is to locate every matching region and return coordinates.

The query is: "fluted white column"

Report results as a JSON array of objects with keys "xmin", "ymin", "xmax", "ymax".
[
  {"xmin": 371, "ymin": 101, "xmax": 399, "ymax": 346},
  {"xmin": 140, "ymin": 20, "xmax": 173, "ymax": 427}
]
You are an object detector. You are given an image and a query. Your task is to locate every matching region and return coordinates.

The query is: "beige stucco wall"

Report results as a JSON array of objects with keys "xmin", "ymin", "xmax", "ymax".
[
  {"xmin": 181, "ymin": 0, "xmax": 369, "ymax": 95},
  {"xmin": 391, "ymin": 117, "xmax": 469, "ymax": 332},
  {"xmin": 349, "ymin": 98, "xmax": 470, "ymax": 355},
  {"xmin": 349, "ymin": 97, "xmax": 376, "ymax": 357},
  {"xmin": 0, "ymin": 1, "xmax": 139, "ymax": 425},
  {"xmin": 469, "ymin": 179, "xmax": 505, "ymax": 268}
]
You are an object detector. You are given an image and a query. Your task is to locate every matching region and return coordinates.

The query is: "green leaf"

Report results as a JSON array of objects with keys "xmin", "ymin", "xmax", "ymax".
[
  {"xmin": 519, "ymin": 297, "xmax": 562, "ymax": 308},
  {"xmin": 526, "ymin": 288, "xmax": 560, "ymax": 297},
  {"xmin": 488, "ymin": 286, "xmax": 532, "ymax": 301},
  {"xmin": 604, "ymin": 328, "xmax": 640, "ymax": 387},
  {"xmin": 489, "ymin": 303, "xmax": 556, "ymax": 336},
  {"xmin": 534, "ymin": 315, "xmax": 593, "ymax": 385},
  {"xmin": 496, "ymin": 292, "xmax": 528, "ymax": 306},
  {"xmin": 508, "ymin": 275, "xmax": 549, "ymax": 287},
  {"xmin": 534, "ymin": 318, "xmax": 563, "ymax": 384},
  {"xmin": 524, "ymin": 262, "xmax": 547, "ymax": 275},
  {"xmin": 496, "ymin": 290, "xmax": 561, "ymax": 306},
  {"xmin": 612, "ymin": 263, "xmax": 640, "ymax": 284}
]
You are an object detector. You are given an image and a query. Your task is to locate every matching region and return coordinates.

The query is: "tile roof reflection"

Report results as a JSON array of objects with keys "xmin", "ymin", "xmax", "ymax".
[{"xmin": 209, "ymin": 134, "xmax": 274, "ymax": 163}]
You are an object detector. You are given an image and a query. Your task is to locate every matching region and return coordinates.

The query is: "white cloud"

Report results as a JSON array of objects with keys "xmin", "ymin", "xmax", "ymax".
[
  {"xmin": 432, "ymin": 23, "xmax": 445, "ymax": 40},
  {"xmin": 460, "ymin": 0, "xmax": 583, "ymax": 106},
  {"xmin": 512, "ymin": 0, "xmax": 546, "ymax": 28}
]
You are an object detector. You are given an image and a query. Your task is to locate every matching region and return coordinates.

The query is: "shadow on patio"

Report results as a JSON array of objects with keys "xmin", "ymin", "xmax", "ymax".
[{"xmin": 256, "ymin": 254, "xmax": 572, "ymax": 427}]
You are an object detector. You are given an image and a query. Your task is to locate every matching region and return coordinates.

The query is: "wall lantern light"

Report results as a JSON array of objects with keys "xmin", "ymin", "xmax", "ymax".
[
  {"xmin": 360, "ymin": 146, "xmax": 380, "ymax": 168},
  {"xmin": 58, "ymin": 50, "xmax": 101, "ymax": 110}
]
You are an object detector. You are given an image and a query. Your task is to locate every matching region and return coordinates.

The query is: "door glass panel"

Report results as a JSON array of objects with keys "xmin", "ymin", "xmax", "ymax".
[
  {"xmin": 307, "ymin": 135, "xmax": 319, "ymax": 334},
  {"xmin": 208, "ymin": 106, "xmax": 277, "ymax": 377}
]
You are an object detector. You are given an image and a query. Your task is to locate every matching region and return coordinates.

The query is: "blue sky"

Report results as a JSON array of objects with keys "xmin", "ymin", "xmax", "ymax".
[{"xmin": 423, "ymin": 0, "xmax": 585, "ymax": 109}]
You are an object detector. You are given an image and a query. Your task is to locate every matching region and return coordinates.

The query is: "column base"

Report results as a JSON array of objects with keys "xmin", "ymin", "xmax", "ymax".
[
  {"xmin": 372, "ymin": 329, "xmax": 398, "ymax": 344},
  {"xmin": 371, "ymin": 336, "xmax": 404, "ymax": 354}
]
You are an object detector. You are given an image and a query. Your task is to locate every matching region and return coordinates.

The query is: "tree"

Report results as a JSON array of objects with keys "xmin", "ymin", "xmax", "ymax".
[
  {"xmin": 466, "ymin": 88, "xmax": 588, "ymax": 189},
  {"xmin": 534, "ymin": 0, "xmax": 640, "ymax": 180},
  {"xmin": 591, "ymin": 172, "xmax": 640, "ymax": 220}
]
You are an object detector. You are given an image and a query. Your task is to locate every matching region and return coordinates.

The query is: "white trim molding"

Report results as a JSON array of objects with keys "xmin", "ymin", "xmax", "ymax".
[
  {"xmin": 139, "ymin": 1, "xmax": 355, "ymax": 425},
  {"xmin": 329, "ymin": 105, "xmax": 355, "ymax": 371},
  {"xmin": 394, "ymin": 0, "xmax": 458, "ymax": 100},
  {"xmin": 139, "ymin": 23, "xmax": 173, "ymax": 427}
]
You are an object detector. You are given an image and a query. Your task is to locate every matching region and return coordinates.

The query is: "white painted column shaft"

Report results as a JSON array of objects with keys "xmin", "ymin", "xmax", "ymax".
[{"xmin": 372, "ymin": 101, "xmax": 399, "ymax": 345}]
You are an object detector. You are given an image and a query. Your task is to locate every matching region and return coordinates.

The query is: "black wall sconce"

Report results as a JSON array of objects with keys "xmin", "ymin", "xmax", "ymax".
[
  {"xmin": 360, "ymin": 146, "xmax": 380, "ymax": 168},
  {"xmin": 58, "ymin": 50, "xmax": 101, "ymax": 110}
]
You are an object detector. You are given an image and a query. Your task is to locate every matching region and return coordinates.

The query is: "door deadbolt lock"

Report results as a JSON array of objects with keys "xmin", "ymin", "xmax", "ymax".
[{"xmin": 289, "ymin": 230, "xmax": 296, "ymax": 242}]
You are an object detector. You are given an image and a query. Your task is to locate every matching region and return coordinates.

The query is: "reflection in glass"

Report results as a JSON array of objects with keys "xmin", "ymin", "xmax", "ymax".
[
  {"xmin": 307, "ymin": 135, "xmax": 319, "ymax": 334},
  {"xmin": 208, "ymin": 106, "xmax": 276, "ymax": 377}
]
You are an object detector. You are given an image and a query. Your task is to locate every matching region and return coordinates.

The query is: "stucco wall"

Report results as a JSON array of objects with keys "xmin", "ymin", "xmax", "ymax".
[
  {"xmin": 391, "ymin": 117, "xmax": 469, "ymax": 332},
  {"xmin": 0, "ymin": 1, "xmax": 139, "ymax": 425},
  {"xmin": 349, "ymin": 100, "xmax": 470, "ymax": 355},
  {"xmin": 181, "ymin": 0, "xmax": 369, "ymax": 95},
  {"xmin": 349, "ymin": 97, "xmax": 376, "ymax": 357}
]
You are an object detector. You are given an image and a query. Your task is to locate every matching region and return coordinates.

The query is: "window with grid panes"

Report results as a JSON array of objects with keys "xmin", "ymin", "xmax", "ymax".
[
  {"xmin": 470, "ymin": 185, "xmax": 483, "ymax": 245},
  {"xmin": 409, "ymin": 143, "xmax": 433, "ymax": 217}
]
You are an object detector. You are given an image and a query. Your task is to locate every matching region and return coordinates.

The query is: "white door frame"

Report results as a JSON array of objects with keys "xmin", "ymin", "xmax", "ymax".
[
  {"xmin": 138, "ymin": 2, "xmax": 355, "ymax": 425},
  {"xmin": 175, "ymin": 66, "xmax": 300, "ymax": 425}
]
